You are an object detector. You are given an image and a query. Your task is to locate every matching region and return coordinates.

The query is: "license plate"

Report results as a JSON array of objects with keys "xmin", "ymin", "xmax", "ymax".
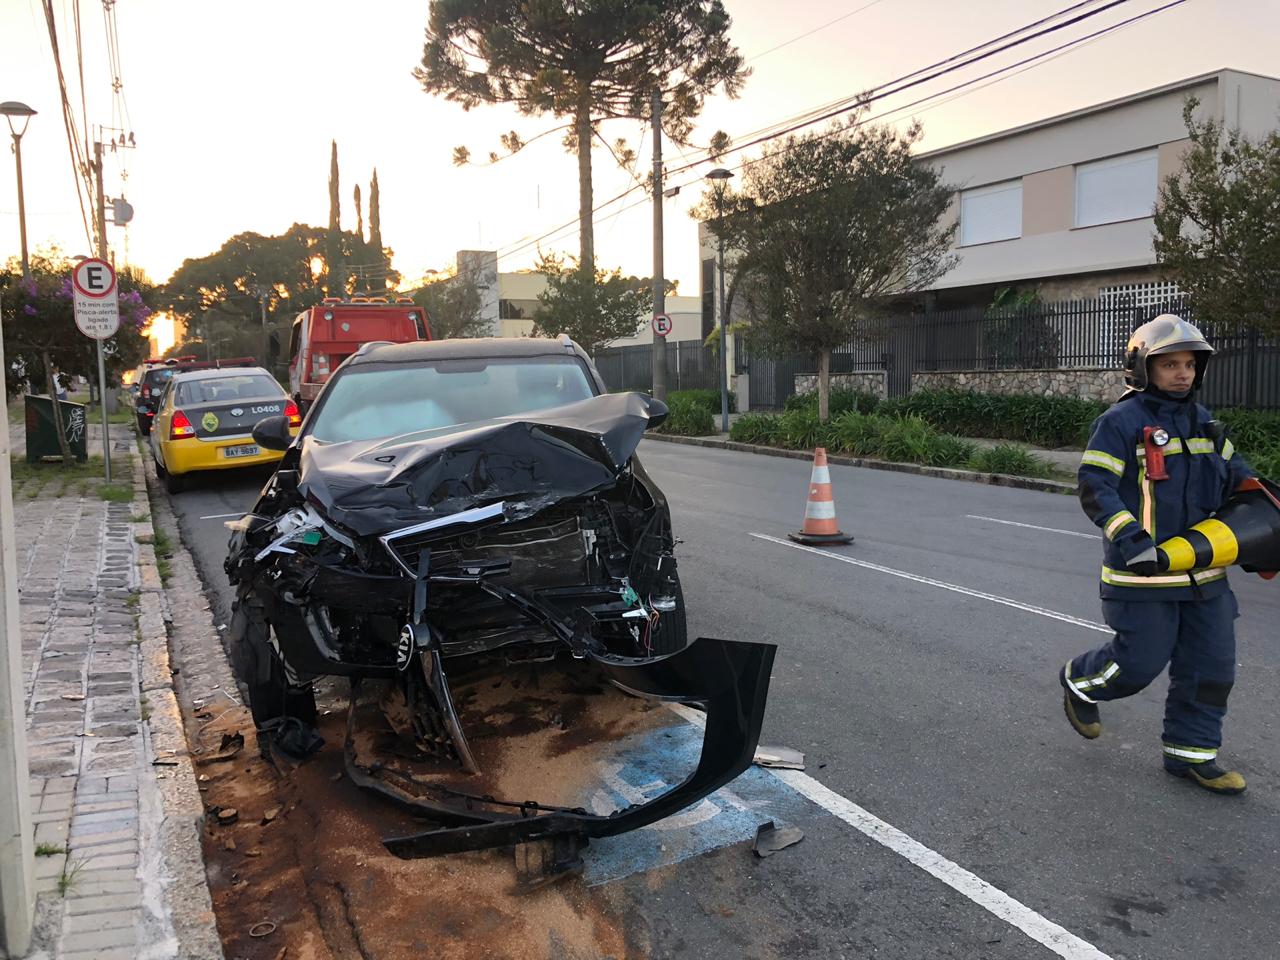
[{"xmin": 221, "ymin": 444, "xmax": 260, "ymax": 459}]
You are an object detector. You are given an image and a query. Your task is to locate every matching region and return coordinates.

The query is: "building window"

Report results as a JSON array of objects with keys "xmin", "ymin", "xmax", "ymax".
[
  {"xmin": 959, "ymin": 180, "xmax": 1022, "ymax": 246},
  {"xmin": 1074, "ymin": 149, "xmax": 1158, "ymax": 228}
]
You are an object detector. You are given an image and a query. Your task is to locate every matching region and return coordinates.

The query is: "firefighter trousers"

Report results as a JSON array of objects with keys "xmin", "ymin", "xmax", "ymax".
[{"xmin": 1066, "ymin": 592, "xmax": 1238, "ymax": 765}]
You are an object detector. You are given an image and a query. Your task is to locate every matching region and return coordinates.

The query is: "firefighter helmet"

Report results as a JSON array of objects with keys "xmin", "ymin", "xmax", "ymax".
[{"xmin": 1123, "ymin": 314, "xmax": 1214, "ymax": 392}]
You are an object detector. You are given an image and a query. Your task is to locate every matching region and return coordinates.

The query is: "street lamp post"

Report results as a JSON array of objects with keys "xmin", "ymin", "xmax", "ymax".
[
  {"xmin": 706, "ymin": 168, "xmax": 734, "ymax": 434},
  {"xmin": 1, "ymin": 101, "xmax": 37, "ymax": 280}
]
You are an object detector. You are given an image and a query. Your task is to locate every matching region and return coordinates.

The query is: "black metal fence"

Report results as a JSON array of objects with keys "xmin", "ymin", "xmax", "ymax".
[
  {"xmin": 593, "ymin": 340, "xmax": 723, "ymax": 394},
  {"xmin": 594, "ymin": 301, "xmax": 1280, "ymax": 410}
]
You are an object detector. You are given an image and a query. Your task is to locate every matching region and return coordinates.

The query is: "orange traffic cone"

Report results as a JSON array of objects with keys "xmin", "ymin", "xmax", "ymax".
[{"xmin": 789, "ymin": 447, "xmax": 853, "ymax": 545}]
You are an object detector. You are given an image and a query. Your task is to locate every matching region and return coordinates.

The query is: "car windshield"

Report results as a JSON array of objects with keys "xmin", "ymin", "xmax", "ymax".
[
  {"xmin": 144, "ymin": 369, "xmax": 175, "ymax": 387},
  {"xmin": 308, "ymin": 357, "xmax": 596, "ymax": 443},
  {"xmin": 176, "ymin": 374, "xmax": 281, "ymax": 406}
]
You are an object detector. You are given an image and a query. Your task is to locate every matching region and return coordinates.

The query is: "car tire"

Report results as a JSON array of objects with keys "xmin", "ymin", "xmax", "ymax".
[
  {"xmin": 228, "ymin": 599, "xmax": 317, "ymax": 729},
  {"xmin": 648, "ymin": 572, "xmax": 688, "ymax": 655},
  {"xmin": 163, "ymin": 465, "xmax": 185, "ymax": 494}
]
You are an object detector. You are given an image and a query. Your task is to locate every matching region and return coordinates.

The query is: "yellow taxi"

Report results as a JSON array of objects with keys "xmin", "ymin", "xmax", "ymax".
[{"xmin": 149, "ymin": 366, "xmax": 300, "ymax": 493}]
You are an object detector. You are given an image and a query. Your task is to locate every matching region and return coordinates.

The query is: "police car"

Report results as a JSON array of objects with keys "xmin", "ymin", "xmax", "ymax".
[{"xmin": 149, "ymin": 366, "xmax": 300, "ymax": 493}]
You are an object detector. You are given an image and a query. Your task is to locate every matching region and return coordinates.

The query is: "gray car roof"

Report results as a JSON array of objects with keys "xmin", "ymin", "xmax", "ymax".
[{"xmin": 349, "ymin": 337, "xmax": 586, "ymax": 366}]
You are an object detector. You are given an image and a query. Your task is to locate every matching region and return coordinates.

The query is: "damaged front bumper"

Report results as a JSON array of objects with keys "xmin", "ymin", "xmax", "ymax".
[{"xmin": 352, "ymin": 636, "xmax": 776, "ymax": 858}]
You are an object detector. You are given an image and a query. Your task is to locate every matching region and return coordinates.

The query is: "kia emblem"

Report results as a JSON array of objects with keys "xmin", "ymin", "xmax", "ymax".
[{"xmin": 231, "ymin": 407, "xmax": 243, "ymax": 417}]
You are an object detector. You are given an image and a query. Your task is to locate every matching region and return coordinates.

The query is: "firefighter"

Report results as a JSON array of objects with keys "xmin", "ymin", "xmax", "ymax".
[{"xmin": 1063, "ymin": 314, "xmax": 1253, "ymax": 795}]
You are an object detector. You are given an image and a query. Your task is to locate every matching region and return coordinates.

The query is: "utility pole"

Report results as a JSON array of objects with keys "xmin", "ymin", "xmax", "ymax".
[
  {"xmin": 650, "ymin": 88, "xmax": 668, "ymax": 402},
  {"xmin": 92, "ymin": 140, "xmax": 112, "ymax": 481},
  {"xmin": 0, "ymin": 326, "xmax": 35, "ymax": 956},
  {"xmin": 257, "ymin": 289, "xmax": 269, "ymax": 370}
]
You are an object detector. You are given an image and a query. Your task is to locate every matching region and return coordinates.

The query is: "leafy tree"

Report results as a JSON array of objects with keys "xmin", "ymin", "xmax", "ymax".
[
  {"xmin": 409, "ymin": 261, "xmax": 492, "ymax": 339},
  {"xmin": 2, "ymin": 249, "xmax": 153, "ymax": 461},
  {"xmin": 1154, "ymin": 98, "xmax": 1280, "ymax": 334},
  {"xmin": 531, "ymin": 253, "xmax": 649, "ymax": 355},
  {"xmin": 416, "ymin": 0, "xmax": 748, "ymax": 272},
  {"xmin": 707, "ymin": 113, "xmax": 957, "ymax": 421}
]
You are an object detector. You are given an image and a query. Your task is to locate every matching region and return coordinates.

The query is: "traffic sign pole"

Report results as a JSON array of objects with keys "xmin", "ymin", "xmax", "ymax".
[
  {"xmin": 96, "ymin": 341, "xmax": 111, "ymax": 482},
  {"xmin": 71, "ymin": 257, "xmax": 119, "ymax": 482}
]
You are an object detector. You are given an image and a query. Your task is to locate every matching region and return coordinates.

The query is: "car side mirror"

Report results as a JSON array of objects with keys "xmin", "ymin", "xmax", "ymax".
[
  {"xmin": 645, "ymin": 397, "xmax": 669, "ymax": 431},
  {"xmin": 252, "ymin": 414, "xmax": 293, "ymax": 451}
]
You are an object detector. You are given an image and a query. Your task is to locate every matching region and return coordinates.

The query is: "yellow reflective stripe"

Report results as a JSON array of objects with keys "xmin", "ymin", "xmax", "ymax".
[
  {"xmin": 1222, "ymin": 439, "xmax": 1235, "ymax": 460},
  {"xmin": 1135, "ymin": 438, "xmax": 1184, "ymax": 456},
  {"xmin": 1194, "ymin": 518, "xmax": 1239, "ymax": 567},
  {"xmin": 1160, "ymin": 536, "xmax": 1197, "ymax": 572},
  {"xmin": 1081, "ymin": 449, "xmax": 1125, "ymax": 476},
  {"xmin": 1186, "ymin": 438, "xmax": 1215, "ymax": 454},
  {"xmin": 1101, "ymin": 566, "xmax": 1227, "ymax": 587},
  {"xmin": 1104, "ymin": 511, "xmax": 1137, "ymax": 540},
  {"xmin": 1163, "ymin": 743, "xmax": 1217, "ymax": 761},
  {"xmin": 1138, "ymin": 463, "xmax": 1155, "ymax": 539}
]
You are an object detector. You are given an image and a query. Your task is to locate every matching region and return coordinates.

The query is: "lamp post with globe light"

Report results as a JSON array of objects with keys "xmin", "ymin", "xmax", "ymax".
[
  {"xmin": 705, "ymin": 167, "xmax": 734, "ymax": 433},
  {"xmin": 1, "ymin": 101, "xmax": 37, "ymax": 280}
]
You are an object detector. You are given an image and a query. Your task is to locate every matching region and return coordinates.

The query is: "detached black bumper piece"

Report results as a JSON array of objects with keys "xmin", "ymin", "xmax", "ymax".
[{"xmin": 378, "ymin": 636, "xmax": 776, "ymax": 858}]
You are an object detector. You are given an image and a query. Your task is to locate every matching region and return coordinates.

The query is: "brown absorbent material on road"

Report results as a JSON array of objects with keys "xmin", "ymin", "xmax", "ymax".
[{"xmin": 200, "ymin": 662, "xmax": 677, "ymax": 959}]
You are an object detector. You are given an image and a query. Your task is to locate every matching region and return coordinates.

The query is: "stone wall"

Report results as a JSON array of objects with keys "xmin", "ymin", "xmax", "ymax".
[
  {"xmin": 909, "ymin": 368, "xmax": 1126, "ymax": 401},
  {"xmin": 792, "ymin": 372, "xmax": 886, "ymax": 399}
]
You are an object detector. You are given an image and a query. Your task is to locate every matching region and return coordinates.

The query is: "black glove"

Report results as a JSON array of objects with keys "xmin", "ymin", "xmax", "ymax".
[{"xmin": 1122, "ymin": 535, "xmax": 1161, "ymax": 577}]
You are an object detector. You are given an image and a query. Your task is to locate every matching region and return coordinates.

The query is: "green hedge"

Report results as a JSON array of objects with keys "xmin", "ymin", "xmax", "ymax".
[
  {"xmin": 657, "ymin": 395, "xmax": 716, "ymax": 436},
  {"xmin": 877, "ymin": 390, "xmax": 1106, "ymax": 449},
  {"xmin": 784, "ymin": 388, "xmax": 880, "ymax": 417},
  {"xmin": 728, "ymin": 409, "xmax": 1054, "ymax": 478},
  {"xmin": 668, "ymin": 388, "xmax": 736, "ymax": 415}
]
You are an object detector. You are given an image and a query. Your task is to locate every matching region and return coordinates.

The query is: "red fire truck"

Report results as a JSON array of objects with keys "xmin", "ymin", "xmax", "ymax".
[{"xmin": 287, "ymin": 297, "xmax": 431, "ymax": 412}]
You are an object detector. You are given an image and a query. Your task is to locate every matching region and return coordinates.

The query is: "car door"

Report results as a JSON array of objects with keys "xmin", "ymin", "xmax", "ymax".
[{"xmin": 150, "ymin": 381, "xmax": 173, "ymax": 465}]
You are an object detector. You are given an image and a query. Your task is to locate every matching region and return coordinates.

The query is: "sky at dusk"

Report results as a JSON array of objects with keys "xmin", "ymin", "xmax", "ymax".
[{"xmin": 2, "ymin": 0, "xmax": 1278, "ymax": 307}]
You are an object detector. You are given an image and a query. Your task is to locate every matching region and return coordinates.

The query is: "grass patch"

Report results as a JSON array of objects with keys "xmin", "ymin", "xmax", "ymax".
[
  {"xmin": 152, "ymin": 526, "xmax": 174, "ymax": 584},
  {"xmin": 9, "ymin": 454, "xmax": 136, "ymax": 501},
  {"xmin": 968, "ymin": 443, "xmax": 1056, "ymax": 478},
  {"xmin": 131, "ymin": 510, "xmax": 150, "ymax": 523},
  {"xmin": 125, "ymin": 592, "xmax": 140, "ymax": 610},
  {"xmin": 667, "ymin": 388, "xmax": 736, "ymax": 415},
  {"xmin": 139, "ymin": 694, "xmax": 151, "ymax": 722},
  {"xmin": 56, "ymin": 858, "xmax": 84, "ymax": 897},
  {"xmin": 99, "ymin": 483, "xmax": 133, "ymax": 502},
  {"xmin": 34, "ymin": 843, "xmax": 66, "ymax": 857}
]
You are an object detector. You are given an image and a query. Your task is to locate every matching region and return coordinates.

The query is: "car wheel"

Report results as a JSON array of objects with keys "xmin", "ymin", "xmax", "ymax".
[
  {"xmin": 163, "ymin": 466, "xmax": 185, "ymax": 494},
  {"xmin": 228, "ymin": 599, "xmax": 317, "ymax": 728},
  {"xmin": 648, "ymin": 572, "xmax": 688, "ymax": 655}
]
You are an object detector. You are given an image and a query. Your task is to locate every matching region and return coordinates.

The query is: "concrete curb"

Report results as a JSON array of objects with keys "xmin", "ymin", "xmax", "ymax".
[
  {"xmin": 646, "ymin": 432, "xmax": 1078, "ymax": 496},
  {"xmin": 130, "ymin": 454, "xmax": 224, "ymax": 960}
]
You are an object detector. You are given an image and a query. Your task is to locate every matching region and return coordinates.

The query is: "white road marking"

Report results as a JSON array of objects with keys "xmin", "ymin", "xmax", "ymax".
[
  {"xmin": 668, "ymin": 704, "xmax": 1113, "ymax": 960},
  {"xmin": 198, "ymin": 512, "xmax": 245, "ymax": 521},
  {"xmin": 750, "ymin": 532, "xmax": 1109, "ymax": 633},
  {"xmin": 967, "ymin": 514, "xmax": 1101, "ymax": 540}
]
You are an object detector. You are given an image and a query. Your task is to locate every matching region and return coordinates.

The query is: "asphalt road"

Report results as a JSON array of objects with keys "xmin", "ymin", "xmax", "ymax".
[{"xmin": 160, "ymin": 442, "xmax": 1280, "ymax": 960}]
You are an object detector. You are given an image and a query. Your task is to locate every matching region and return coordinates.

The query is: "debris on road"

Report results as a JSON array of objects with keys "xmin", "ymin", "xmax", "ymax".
[
  {"xmin": 753, "ymin": 820, "xmax": 805, "ymax": 858},
  {"xmin": 753, "ymin": 745, "xmax": 806, "ymax": 770}
]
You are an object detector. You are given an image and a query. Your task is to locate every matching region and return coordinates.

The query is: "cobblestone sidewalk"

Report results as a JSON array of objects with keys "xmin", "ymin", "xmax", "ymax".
[{"xmin": 6, "ymin": 424, "xmax": 220, "ymax": 960}]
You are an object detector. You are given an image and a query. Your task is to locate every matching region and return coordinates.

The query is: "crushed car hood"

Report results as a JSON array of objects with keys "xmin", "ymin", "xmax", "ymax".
[{"xmin": 297, "ymin": 392, "xmax": 662, "ymax": 537}]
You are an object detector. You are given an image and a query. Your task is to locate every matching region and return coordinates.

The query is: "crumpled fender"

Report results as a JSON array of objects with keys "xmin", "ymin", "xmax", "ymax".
[{"xmin": 377, "ymin": 636, "xmax": 776, "ymax": 858}]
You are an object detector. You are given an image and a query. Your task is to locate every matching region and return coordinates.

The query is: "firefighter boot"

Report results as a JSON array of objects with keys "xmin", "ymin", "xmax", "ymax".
[
  {"xmin": 1164, "ymin": 759, "xmax": 1247, "ymax": 796},
  {"xmin": 1060, "ymin": 663, "xmax": 1101, "ymax": 739}
]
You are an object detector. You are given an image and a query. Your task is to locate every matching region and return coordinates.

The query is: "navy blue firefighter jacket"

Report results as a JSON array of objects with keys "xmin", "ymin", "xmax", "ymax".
[{"xmin": 1078, "ymin": 390, "xmax": 1252, "ymax": 601}]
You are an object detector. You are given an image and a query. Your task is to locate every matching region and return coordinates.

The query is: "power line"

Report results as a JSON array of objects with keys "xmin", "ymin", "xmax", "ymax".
[
  {"xmin": 492, "ymin": 0, "xmax": 1185, "ymax": 264},
  {"xmin": 745, "ymin": 0, "xmax": 890, "ymax": 63},
  {"xmin": 493, "ymin": 0, "xmax": 1133, "ymax": 260},
  {"xmin": 40, "ymin": 0, "xmax": 94, "ymax": 250}
]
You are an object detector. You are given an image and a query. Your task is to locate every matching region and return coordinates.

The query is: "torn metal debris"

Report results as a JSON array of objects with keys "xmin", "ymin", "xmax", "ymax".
[{"xmin": 753, "ymin": 820, "xmax": 805, "ymax": 858}]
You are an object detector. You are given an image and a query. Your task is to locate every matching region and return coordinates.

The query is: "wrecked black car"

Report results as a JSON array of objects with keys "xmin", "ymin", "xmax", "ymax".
[{"xmin": 224, "ymin": 336, "xmax": 775, "ymax": 859}]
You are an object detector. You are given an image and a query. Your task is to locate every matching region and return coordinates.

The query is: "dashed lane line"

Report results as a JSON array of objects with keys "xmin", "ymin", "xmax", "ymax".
[
  {"xmin": 670, "ymin": 702, "xmax": 1114, "ymax": 960},
  {"xmin": 967, "ymin": 514, "xmax": 1102, "ymax": 540},
  {"xmin": 750, "ymin": 532, "xmax": 1109, "ymax": 633}
]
